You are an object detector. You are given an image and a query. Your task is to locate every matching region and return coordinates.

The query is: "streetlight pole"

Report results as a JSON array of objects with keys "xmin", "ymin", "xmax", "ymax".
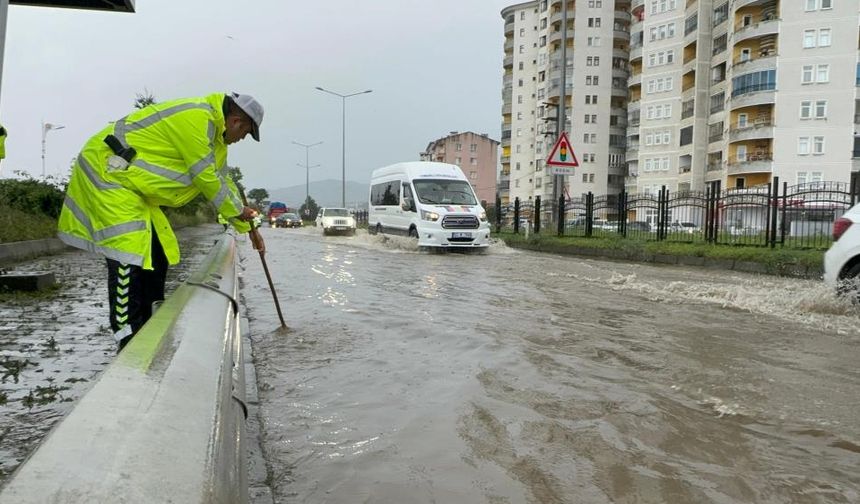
[
  {"xmin": 296, "ymin": 162, "xmax": 321, "ymax": 203},
  {"xmin": 315, "ymin": 86, "xmax": 372, "ymax": 207},
  {"xmin": 41, "ymin": 121, "xmax": 65, "ymax": 178},
  {"xmin": 292, "ymin": 140, "xmax": 322, "ymax": 204}
]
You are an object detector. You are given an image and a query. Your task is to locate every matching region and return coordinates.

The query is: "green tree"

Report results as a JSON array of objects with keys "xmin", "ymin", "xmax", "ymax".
[
  {"xmin": 299, "ymin": 195, "xmax": 320, "ymax": 221},
  {"xmin": 247, "ymin": 188, "xmax": 269, "ymax": 208},
  {"xmin": 134, "ymin": 88, "xmax": 157, "ymax": 109},
  {"xmin": 226, "ymin": 166, "xmax": 245, "ymax": 195}
]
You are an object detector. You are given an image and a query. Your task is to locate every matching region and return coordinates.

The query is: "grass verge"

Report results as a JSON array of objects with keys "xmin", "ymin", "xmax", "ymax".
[{"xmin": 497, "ymin": 231, "xmax": 824, "ymax": 277}]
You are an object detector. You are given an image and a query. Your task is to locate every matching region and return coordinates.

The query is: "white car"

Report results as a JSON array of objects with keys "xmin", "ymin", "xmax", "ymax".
[
  {"xmin": 824, "ymin": 203, "xmax": 860, "ymax": 299},
  {"xmin": 316, "ymin": 207, "xmax": 356, "ymax": 236}
]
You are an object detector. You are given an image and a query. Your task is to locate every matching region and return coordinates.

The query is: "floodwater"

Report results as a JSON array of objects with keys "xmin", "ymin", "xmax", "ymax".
[
  {"xmin": 0, "ymin": 225, "xmax": 221, "ymax": 484},
  {"xmin": 242, "ymin": 226, "xmax": 860, "ymax": 504}
]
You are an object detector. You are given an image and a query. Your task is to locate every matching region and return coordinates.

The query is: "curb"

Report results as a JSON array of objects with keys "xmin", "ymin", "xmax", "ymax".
[{"xmin": 0, "ymin": 238, "xmax": 69, "ymax": 266}]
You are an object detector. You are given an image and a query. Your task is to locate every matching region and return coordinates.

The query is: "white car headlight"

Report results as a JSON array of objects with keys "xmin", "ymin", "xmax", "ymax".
[
  {"xmin": 421, "ymin": 210, "xmax": 440, "ymax": 221},
  {"xmin": 479, "ymin": 210, "xmax": 487, "ymax": 222}
]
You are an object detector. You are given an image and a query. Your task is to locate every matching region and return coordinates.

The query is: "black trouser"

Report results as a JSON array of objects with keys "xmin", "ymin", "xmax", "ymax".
[{"xmin": 106, "ymin": 229, "xmax": 168, "ymax": 349}]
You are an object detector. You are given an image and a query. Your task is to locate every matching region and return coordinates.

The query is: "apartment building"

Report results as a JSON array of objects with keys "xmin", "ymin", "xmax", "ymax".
[
  {"xmin": 420, "ymin": 131, "xmax": 500, "ymax": 205},
  {"xmin": 501, "ymin": 0, "xmax": 631, "ymax": 209},
  {"xmin": 501, "ymin": 0, "xmax": 860, "ymax": 207}
]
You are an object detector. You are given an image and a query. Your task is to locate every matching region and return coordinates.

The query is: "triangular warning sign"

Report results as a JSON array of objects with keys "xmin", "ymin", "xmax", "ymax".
[{"xmin": 546, "ymin": 131, "xmax": 579, "ymax": 167}]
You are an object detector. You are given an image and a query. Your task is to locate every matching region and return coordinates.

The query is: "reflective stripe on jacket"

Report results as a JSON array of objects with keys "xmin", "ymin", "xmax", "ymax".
[{"xmin": 58, "ymin": 93, "xmax": 251, "ymax": 269}]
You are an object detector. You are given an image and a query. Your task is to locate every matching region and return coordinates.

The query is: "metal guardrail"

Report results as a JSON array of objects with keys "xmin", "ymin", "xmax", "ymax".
[{"xmin": 0, "ymin": 236, "xmax": 248, "ymax": 503}]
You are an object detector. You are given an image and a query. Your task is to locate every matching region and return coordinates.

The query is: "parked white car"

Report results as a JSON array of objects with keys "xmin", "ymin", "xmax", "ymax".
[
  {"xmin": 316, "ymin": 207, "xmax": 356, "ymax": 236},
  {"xmin": 824, "ymin": 203, "xmax": 860, "ymax": 299}
]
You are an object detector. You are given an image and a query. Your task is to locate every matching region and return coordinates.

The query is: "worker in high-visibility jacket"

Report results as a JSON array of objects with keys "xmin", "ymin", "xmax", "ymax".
[
  {"xmin": 58, "ymin": 92, "xmax": 265, "ymax": 350},
  {"xmin": 0, "ymin": 123, "xmax": 7, "ymax": 164}
]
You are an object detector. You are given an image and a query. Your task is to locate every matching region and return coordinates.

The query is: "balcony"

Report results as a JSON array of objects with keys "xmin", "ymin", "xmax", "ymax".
[
  {"xmin": 729, "ymin": 121, "xmax": 774, "ymax": 142},
  {"xmin": 500, "ymin": 155, "xmax": 511, "ymax": 165},
  {"xmin": 614, "ymin": 28, "xmax": 630, "ymax": 43},
  {"xmin": 503, "ymin": 55, "xmax": 513, "ymax": 68},
  {"xmin": 627, "ymin": 142, "xmax": 640, "ymax": 154},
  {"xmin": 504, "ymin": 39, "xmax": 513, "ymax": 51},
  {"xmin": 630, "ymin": 45, "xmax": 643, "ymax": 61},
  {"xmin": 733, "ymin": 18, "xmax": 779, "ymax": 44},
  {"xmin": 612, "ymin": 67, "xmax": 630, "ymax": 79},
  {"xmin": 731, "ymin": 52, "xmax": 777, "ymax": 73},
  {"xmin": 502, "ymin": 102, "xmax": 512, "ymax": 115},
  {"xmin": 727, "ymin": 153, "xmax": 773, "ymax": 174},
  {"xmin": 707, "ymin": 161, "xmax": 726, "ymax": 172},
  {"xmin": 632, "ymin": 0, "xmax": 644, "ymax": 10},
  {"xmin": 628, "ymin": 73, "xmax": 642, "ymax": 86},
  {"xmin": 505, "ymin": 21, "xmax": 514, "ymax": 35},
  {"xmin": 730, "ymin": 86, "xmax": 776, "ymax": 109}
]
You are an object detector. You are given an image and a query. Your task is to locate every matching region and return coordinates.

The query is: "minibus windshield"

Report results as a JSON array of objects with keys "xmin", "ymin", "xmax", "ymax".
[{"xmin": 413, "ymin": 179, "xmax": 477, "ymax": 205}]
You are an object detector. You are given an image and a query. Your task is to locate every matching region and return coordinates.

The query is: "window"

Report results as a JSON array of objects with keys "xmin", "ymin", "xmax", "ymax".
[
  {"xmin": 821, "ymin": 0, "xmax": 832, "ymax": 8},
  {"xmin": 737, "ymin": 113, "xmax": 748, "ymax": 128},
  {"xmin": 802, "ymin": 65, "xmax": 814, "ymax": 84},
  {"xmin": 737, "ymin": 145, "xmax": 747, "ymax": 161},
  {"xmin": 520, "ymin": 28, "xmax": 525, "ymax": 37},
  {"xmin": 803, "ymin": 30, "xmax": 816, "ymax": 48},
  {"xmin": 470, "ymin": 143, "xmax": 477, "ymax": 152},
  {"xmin": 470, "ymin": 158, "xmax": 477, "ymax": 166},
  {"xmin": 582, "ymin": 173, "xmax": 588, "ymax": 182},
  {"xmin": 588, "ymin": 36, "xmax": 601, "ymax": 46},
  {"xmin": 813, "ymin": 136, "xmax": 825, "ymax": 154},
  {"xmin": 805, "ymin": 0, "xmax": 817, "ymax": 10},
  {"xmin": 731, "ymin": 70, "xmax": 776, "ymax": 97},
  {"xmin": 713, "ymin": 34, "xmax": 727, "ymax": 55},
  {"xmin": 455, "ymin": 157, "xmax": 461, "ymax": 165},
  {"xmin": 588, "ymin": 17, "xmax": 601, "ymax": 27},
  {"xmin": 589, "ymin": 174, "xmax": 595, "ymax": 182},
  {"xmin": 819, "ymin": 28, "xmax": 831, "ymax": 47},
  {"xmin": 816, "ymin": 64, "xmax": 830, "ymax": 82},
  {"xmin": 815, "ymin": 100, "xmax": 827, "ymax": 118},
  {"xmin": 455, "ymin": 143, "xmax": 462, "ymax": 151},
  {"xmin": 519, "ymin": 44, "xmax": 525, "ymax": 54},
  {"xmin": 800, "ymin": 101, "xmax": 812, "ymax": 119},
  {"xmin": 739, "ymin": 48, "xmax": 751, "ymax": 62},
  {"xmin": 797, "ymin": 171, "xmax": 808, "ymax": 184},
  {"xmin": 798, "ymin": 137, "xmax": 810, "ymax": 155}
]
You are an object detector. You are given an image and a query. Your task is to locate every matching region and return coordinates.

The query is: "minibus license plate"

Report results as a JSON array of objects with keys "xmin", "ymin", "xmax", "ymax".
[{"xmin": 452, "ymin": 232, "xmax": 472, "ymax": 239}]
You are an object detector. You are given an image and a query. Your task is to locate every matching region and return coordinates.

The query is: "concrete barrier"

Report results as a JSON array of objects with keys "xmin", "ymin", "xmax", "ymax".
[
  {"xmin": 0, "ymin": 238, "xmax": 69, "ymax": 266},
  {"xmin": 0, "ymin": 236, "xmax": 248, "ymax": 503}
]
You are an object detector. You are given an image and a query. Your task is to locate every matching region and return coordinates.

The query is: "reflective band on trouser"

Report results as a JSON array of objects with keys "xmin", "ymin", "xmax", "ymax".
[
  {"xmin": 114, "ymin": 102, "xmax": 215, "ymax": 146},
  {"xmin": 114, "ymin": 264, "xmax": 132, "ymax": 339}
]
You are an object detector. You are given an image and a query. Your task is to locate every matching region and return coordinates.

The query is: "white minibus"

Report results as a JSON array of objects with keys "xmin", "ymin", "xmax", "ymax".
[{"xmin": 368, "ymin": 162, "xmax": 491, "ymax": 249}]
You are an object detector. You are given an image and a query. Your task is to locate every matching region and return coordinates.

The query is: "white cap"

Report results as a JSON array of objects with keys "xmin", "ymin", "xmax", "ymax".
[{"xmin": 229, "ymin": 92, "xmax": 264, "ymax": 141}]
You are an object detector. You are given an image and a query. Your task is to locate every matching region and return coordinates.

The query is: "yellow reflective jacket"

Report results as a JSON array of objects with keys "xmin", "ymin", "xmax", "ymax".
[
  {"xmin": 58, "ymin": 93, "xmax": 251, "ymax": 269},
  {"xmin": 0, "ymin": 124, "xmax": 6, "ymax": 159}
]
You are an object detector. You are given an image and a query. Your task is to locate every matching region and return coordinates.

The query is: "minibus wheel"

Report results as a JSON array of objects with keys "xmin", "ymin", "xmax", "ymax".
[{"xmin": 409, "ymin": 227, "xmax": 419, "ymax": 239}]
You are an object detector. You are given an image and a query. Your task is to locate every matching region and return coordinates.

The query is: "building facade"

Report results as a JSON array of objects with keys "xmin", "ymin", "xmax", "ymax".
[
  {"xmin": 500, "ymin": 0, "xmax": 860, "ymax": 210},
  {"xmin": 420, "ymin": 131, "xmax": 500, "ymax": 205}
]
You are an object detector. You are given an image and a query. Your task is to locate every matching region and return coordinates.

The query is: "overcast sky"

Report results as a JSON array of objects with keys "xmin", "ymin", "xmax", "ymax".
[{"xmin": 0, "ymin": 0, "xmax": 514, "ymax": 194}]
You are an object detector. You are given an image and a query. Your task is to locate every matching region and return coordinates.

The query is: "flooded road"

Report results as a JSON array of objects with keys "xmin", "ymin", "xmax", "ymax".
[{"xmin": 242, "ymin": 227, "xmax": 860, "ymax": 504}]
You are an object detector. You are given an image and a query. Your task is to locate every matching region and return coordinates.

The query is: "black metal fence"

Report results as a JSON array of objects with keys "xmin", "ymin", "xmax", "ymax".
[{"xmin": 489, "ymin": 176, "xmax": 860, "ymax": 250}]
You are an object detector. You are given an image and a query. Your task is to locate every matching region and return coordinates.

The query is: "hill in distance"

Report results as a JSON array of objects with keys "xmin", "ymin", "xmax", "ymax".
[{"xmin": 267, "ymin": 179, "xmax": 368, "ymax": 209}]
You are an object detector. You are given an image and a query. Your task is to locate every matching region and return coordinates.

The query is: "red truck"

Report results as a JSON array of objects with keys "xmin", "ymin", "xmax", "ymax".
[{"xmin": 267, "ymin": 202, "xmax": 289, "ymax": 226}]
